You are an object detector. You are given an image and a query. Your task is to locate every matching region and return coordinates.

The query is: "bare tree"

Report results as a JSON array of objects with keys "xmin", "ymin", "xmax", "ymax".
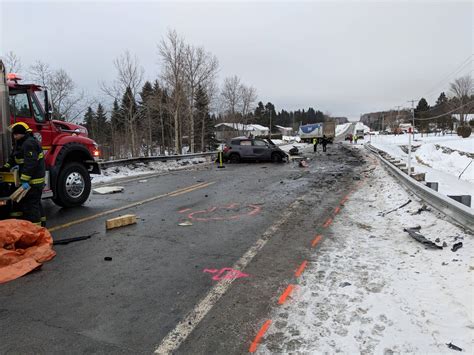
[
  {"xmin": 28, "ymin": 61, "xmax": 86, "ymax": 122},
  {"xmin": 3, "ymin": 51, "xmax": 22, "ymax": 73},
  {"xmin": 159, "ymin": 29, "xmax": 187, "ymax": 153},
  {"xmin": 449, "ymin": 74, "xmax": 473, "ymax": 125},
  {"xmin": 28, "ymin": 60, "xmax": 51, "ymax": 86},
  {"xmin": 184, "ymin": 44, "xmax": 219, "ymax": 152},
  {"xmin": 101, "ymin": 51, "xmax": 144, "ymax": 156},
  {"xmin": 221, "ymin": 75, "xmax": 242, "ymax": 118},
  {"xmin": 240, "ymin": 84, "xmax": 257, "ymax": 123}
]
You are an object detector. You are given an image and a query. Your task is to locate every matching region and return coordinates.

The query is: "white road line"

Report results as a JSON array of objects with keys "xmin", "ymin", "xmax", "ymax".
[{"xmin": 154, "ymin": 198, "xmax": 304, "ymax": 354}]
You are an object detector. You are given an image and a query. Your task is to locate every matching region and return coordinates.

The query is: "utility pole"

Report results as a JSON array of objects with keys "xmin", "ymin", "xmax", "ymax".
[
  {"xmin": 408, "ymin": 100, "xmax": 417, "ymax": 137},
  {"xmin": 268, "ymin": 109, "xmax": 272, "ymax": 139},
  {"xmin": 381, "ymin": 113, "xmax": 384, "ymax": 133}
]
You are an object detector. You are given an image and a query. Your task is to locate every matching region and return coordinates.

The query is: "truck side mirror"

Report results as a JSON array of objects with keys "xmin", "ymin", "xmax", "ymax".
[{"xmin": 44, "ymin": 89, "xmax": 52, "ymax": 120}]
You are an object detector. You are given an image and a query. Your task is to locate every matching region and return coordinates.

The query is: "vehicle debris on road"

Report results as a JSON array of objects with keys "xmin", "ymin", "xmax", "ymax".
[
  {"xmin": 178, "ymin": 221, "xmax": 193, "ymax": 226},
  {"xmin": 93, "ymin": 186, "xmax": 125, "ymax": 195},
  {"xmin": 53, "ymin": 232, "xmax": 99, "ymax": 245},
  {"xmin": 379, "ymin": 199, "xmax": 412, "ymax": 217},
  {"xmin": 299, "ymin": 160, "xmax": 309, "ymax": 168},
  {"xmin": 446, "ymin": 342, "xmax": 463, "ymax": 351},
  {"xmin": 403, "ymin": 226, "xmax": 443, "ymax": 249},
  {"xmin": 411, "ymin": 204, "xmax": 430, "ymax": 215},
  {"xmin": 451, "ymin": 242, "xmax": 463, "ymax": 252}
]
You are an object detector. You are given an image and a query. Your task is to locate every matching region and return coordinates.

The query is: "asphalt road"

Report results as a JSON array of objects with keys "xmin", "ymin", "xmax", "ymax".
[{"xmin": 0, "ymin": 142, "xmax": 366, "ymax": 354}]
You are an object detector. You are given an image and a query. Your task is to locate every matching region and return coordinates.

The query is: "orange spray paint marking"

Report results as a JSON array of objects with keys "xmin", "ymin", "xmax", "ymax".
[
  {"xmin": 334, "ymin": 206, "xmax": 340, "ymax": 215},
  {"xmin": 295, "ymin": 260, "xmax": 308, "ymax": 278},
  {"xmin": 249, "ymin": 320, "xmax": 272, "ymax": 353},
  {"xmin": 323, "ymin": 217, "xmax": 333, "ymax": 228},
  {"xmin": 278, "ymin": 284, "xmax": 295, "ymax": 305},
  {"xmin": 311, "ymin": 235, "xmax": 322, "ymax": 247}
]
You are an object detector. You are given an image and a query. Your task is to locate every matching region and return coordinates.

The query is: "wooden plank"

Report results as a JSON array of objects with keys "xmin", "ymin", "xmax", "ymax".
[{"xmin": 106, "ymin": 214, "xmax": 137, "ymax": 230}]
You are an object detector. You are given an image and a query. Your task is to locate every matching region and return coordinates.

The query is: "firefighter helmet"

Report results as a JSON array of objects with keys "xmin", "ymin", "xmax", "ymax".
[{"xmin": 9, "ymin": 122, "xmax": 32, "ymax": 135}]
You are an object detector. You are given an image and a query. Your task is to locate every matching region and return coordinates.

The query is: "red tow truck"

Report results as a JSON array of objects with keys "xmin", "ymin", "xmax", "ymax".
[{"xmin": 0, "ymin": 61, "xmax": 100, "ymax": 211}]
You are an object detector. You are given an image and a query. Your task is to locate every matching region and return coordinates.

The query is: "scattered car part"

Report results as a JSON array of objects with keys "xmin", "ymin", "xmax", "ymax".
[
  {"xmin": 403, "ymin": 227, "xmax": 443, "ymax": 249},
  {"xmin": 451, "ymin": 242, "xmax": 463, "ymax": 252},
  {"xmin": 379, "ymin": 200, "xmax": 412, "ymax": 217}
]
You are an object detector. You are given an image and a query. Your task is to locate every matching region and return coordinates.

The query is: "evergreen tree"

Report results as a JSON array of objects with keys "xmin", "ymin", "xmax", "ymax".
[
  {"xmin": 110, "ymin": 98, "xmax": 123, "ymax": 131},
  {"xmin": 121, "ymin": 86, "xmax": 137, "ymax": 119},
  {"xmin": 95, "ymin": 103, "xmax": 108, "ymax": 144},
  {"xmin": 415, "ymin": 98, "xmax": 430, "ymax": 133},
  {"xmin": 83, "ymin": 106, "xmax": 96, "ymax": 140},
  {"xmin": 194, "ymin": 85, "xmax": 215, "ymax": 151},
  {"xmin": 434, "ymin": 92, "xmax": 451, "ymax": 130}
]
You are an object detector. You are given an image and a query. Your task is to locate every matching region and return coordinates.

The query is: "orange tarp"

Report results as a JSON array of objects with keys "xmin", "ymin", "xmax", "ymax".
[{"xmin": 0, "ymin": 219, "xmax": 56, "ymax": 284}]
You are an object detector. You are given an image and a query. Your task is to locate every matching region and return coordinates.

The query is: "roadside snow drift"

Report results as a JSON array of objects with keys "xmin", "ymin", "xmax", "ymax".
[
  {"xmin": 93, "ymin": 157, "xmax": 208, "ymax": 184},
  {"xmin": 258, "ymin": 151, "xmax": 473, "ymax": 354}
]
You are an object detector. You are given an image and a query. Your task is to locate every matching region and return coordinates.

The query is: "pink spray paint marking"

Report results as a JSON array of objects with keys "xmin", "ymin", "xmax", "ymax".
[
  {"xmin": 178, "ymin": 208, "xmax": 192, "ymax": 214},
  {"xmin": 187, "ymin": 203, "xmax": 262, "ymax": 222},
  {"xmin": 203, "ymin": 268, "xmax": 249, "ymax": 281}
]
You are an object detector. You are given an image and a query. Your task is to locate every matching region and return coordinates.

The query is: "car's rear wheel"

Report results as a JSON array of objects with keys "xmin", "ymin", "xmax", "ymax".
[
  {"xmin": 229, "ymin": 153, "xmax": 241, "ymax": 164},
  {"xmin": 271, "ymin": 152, "xmax": 283, "ymax": 163}
]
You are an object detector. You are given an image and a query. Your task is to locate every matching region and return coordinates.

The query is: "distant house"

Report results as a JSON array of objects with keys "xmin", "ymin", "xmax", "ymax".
[
  {"xmin": 275, "ymin": 125, "xmax": 293, "ymax": 135},
  {"xmin": 215, "ymin": 123, "xmax": 269, "ymax": 141}
]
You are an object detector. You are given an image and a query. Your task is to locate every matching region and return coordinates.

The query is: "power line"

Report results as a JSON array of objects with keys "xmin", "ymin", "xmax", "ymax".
[
  {"xmin": 422, "ymin": 54, "xmax": 473, "ymax": 98},
  {"xmin": 414, "ymin": 100, "xmax": 474, "ymax": 121}
]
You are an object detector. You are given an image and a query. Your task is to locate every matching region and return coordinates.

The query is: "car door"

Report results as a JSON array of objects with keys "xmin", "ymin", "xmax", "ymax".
[
  {"xmin": 238, "ymin": 139, "xmax": 254, "ymax": 159},
  {"xmin": 29, "ymin": 90, "xmax": 54, "ymax": 151},
  {"xmin": 252, "ymin": 139, "xmax": 270, "ymax": 160}
]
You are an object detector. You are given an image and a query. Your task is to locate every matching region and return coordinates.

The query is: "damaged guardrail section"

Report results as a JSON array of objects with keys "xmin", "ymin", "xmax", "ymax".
[
  {"xmin": 366, "ymin": 144, "xmax": 474, "ymax": 232},
  {"xmin": 98, "ymin": 151, "xmax": 218, "ymax": 169}
]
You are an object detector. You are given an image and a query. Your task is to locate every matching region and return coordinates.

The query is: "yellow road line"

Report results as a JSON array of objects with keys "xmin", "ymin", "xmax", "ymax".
[{"xmin": 49, "ymin": 181, "xmax": 215, "ymax": 232}]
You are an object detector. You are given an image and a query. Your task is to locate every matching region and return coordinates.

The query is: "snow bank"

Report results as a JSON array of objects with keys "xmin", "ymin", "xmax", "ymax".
[
  {"xmin": 93, "ymin": 157, "xmax": 208, "ymax": 184},
  {"xmin": 259, "ymin": 154, "xmax": 473, "ymax": 354},
  {"xmin": 416, "ymin": 144, "xmax": 473, "ymax": 183},
  {"xmin": 371, "ymin": 133, "xmax": 474, "ymax": 196}
]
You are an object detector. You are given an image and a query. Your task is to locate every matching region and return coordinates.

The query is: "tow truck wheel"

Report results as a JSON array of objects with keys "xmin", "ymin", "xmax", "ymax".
[{"xmin": 53, "ymin": 162, "xmax": 91, "ymax": 207}]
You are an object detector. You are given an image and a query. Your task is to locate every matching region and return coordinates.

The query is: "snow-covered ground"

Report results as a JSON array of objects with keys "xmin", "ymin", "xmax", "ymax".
[
  {"xmin": 369, "ymin": 133, "xmax": 474, "ymax": 198},
  {"xmin": 259, "ymin": 149, "xmax": 473, "ymax": 354},
  {"xmin": 92, "ymin": 157, "xmax": 208, "ymax": 184}
]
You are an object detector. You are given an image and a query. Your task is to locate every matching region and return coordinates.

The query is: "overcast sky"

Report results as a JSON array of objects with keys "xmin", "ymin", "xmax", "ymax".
[{"xmin": 1, "ymin": 0, "xmax": 472, "ymax": 120}]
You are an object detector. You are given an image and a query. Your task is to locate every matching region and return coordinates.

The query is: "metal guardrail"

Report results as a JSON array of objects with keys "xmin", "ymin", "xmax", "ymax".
[
  {"xmin": 366, "ymin": 144, "xmax": 474, "ymax": 231},
  {"xmin": 98, "ymin": 151, "xmax": 218, "ymax": 169}
]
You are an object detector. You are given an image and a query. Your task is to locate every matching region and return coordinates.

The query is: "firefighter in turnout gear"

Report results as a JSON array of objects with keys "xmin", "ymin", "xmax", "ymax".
[{"xmin": 2, "ymin": 122, "xmax": 46, "ymax": 226}]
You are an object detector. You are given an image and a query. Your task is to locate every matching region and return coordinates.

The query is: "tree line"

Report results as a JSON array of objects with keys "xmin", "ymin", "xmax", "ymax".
[
  {"xmin": 4, "ymin": 33, "xmax": 339, "ymax": 159},
  {"xmin": 414, "ymin": 75, "xmax": 473, "ymax": 132},
  {"xmin": 362, "ymin": 74, "xmax": 473, "ymax": 134}
]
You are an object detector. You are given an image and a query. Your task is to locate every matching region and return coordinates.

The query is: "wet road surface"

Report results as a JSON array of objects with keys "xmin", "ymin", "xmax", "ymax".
[{"xmin": 0, "ymin": 142, "xmax": 365, "ymax": 354}]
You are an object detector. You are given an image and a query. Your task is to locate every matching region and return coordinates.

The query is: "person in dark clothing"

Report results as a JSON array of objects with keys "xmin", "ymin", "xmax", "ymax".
[
  {"xmin": 2, "ymin": 122, "xmax": 46, "ymax": 226},
  {"xmin": 322, "ymin": 135, "xmax": 328, "ymax": 152}
]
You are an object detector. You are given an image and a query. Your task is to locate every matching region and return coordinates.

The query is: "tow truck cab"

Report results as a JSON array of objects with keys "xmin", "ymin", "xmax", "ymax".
[{"xmin": 5, "ymin": 74, "xmax": 100, "ymax": 207}]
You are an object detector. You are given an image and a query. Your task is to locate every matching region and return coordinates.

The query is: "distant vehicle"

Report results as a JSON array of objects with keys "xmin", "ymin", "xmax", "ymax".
[
  {"xmin": 223, "ymin": 137, "xmax": 288, "ymax": 163},
  {"xmin": 345, "ymin": 133, "xmax": 353, "ymax": 141},
  {"xmin": 355, "ymin": 129, "xmax": 364, "ymax": 139},
  {"xmin": 298, "ymin": 122, "xmax": 336, "ymax": 143}
]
